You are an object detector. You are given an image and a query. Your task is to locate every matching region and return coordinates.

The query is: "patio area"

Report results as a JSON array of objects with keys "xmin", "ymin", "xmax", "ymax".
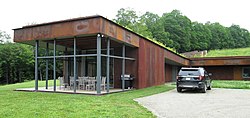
[
  {"xmin": 15, "ymin": 86, "xmax": 130, "ymax": 95},
  {"xmin": 14, "ymin": 16, "xmax": 139, "ymax": 95}
]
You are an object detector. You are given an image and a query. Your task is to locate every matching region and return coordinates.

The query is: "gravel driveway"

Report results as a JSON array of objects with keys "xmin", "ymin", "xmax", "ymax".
[{"xmin": 135, "ymin": 88, "xmax": 250, "ymax": 118}]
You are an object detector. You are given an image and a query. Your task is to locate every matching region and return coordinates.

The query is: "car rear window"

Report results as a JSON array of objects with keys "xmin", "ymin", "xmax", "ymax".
[{"xmin": 179, "ymin": 69, "xmax": 200, "ymax": 76}]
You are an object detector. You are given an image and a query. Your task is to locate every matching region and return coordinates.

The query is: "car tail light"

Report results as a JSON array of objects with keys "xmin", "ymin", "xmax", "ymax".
[
  {"xmin": 176, "ymin": 76, "xmax": 179, "ymax": 80},
  {"xmin": 199, "ymin": 76, "xmax": 204, "ymax": 80}
]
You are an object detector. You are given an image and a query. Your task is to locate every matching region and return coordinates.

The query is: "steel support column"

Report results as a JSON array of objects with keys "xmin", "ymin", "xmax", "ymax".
[
  {"xmin": 96, "ymin": 34, "xmax": 101, "ymax": 94},
  {"xmin": 45, "ymin": 43, "xmax": 49, "ymax": 89},
  {"xmin": 53, "ymin": 39, "xmax": 56, "ymax": 92},
  {"xmin": 73, "ymin": 37, "xmax": 77, "ymax": 93},
  {"xmin": 35, "ymin": 40, "xmax": 39, "ymax": 91},
  {"xmin": 122, "ymin": 45, "xmax": 125, "ymax": 91},
  {"xmin": 106, "ymin": 38, "xmax": 110, "ymax": 93}
]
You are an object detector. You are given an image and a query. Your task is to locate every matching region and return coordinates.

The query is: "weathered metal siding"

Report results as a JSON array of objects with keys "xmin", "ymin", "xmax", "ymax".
[
  {"xmin": 165, "ymin": 64, "xmax": 172, "ymax": 82},
  {"xmin": 113, "ymin": 47, "xmax": 138, "ymax": 89},
  {"xmin": 138, "ymin": 38, "xmax": 165, "ymax": 89},
  {"xmin": 126, "ymin": 47, "xmax": 138, "ymax": 88},
  {"xmin": 14, "ymin": 17, "xmax": 102, "ymax": 42},
  {"xmin": 14, "ymin": 16, "xmax": 140, "ymax": 47},
  {"xmin": 101, "ymin": 19, "xmax": 139, "ymax": 47},
  {"xmin": 191, "ymin": 57, "xmax": 250, "ymax": 66},
  {"xmin": 190, "ymin": 57, "xmax": 250, "ymax": 80},
  {"xmin": 164, "ymin": 51, "xmax": 190, "ymax": 66},
  {"xmin": 203, "ymin": 66, "xmax": 244, "ymax": 80},
  {"xmin": 233, "ymin": 66, "xmax": 242, "ymax": 80},
  {"xmin": 203, "ymin": 66, "xmax": 234, "ymax": 80}
]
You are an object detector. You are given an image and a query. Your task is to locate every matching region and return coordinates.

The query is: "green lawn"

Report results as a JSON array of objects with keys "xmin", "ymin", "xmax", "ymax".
[
  {"xmin": 0, "ymin": 80, "xmax": 175, "ymax": 118},
  {"xmin": 205, "ymin": 47, "xmax": 250, "ymax": 57},
  {"xmin": 212, "ymin": 80, "xmax": 250, "ymax": 89}
]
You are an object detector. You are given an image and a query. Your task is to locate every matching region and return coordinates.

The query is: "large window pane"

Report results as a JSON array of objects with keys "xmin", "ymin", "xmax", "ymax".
[{"xmin": 243, "ymin": 67, "xmax": 250, "ymax": 78}]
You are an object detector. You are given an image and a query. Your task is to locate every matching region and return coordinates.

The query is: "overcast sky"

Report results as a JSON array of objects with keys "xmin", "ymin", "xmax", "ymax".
[{"xmin": 1, "ymin": 0, "xmax": 249, "ymax": 39}]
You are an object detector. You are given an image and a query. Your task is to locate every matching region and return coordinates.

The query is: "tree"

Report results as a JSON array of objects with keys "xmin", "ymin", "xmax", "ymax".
[
  {"xmin": 0, "ymin": 43, "xmax": 34, "ymax": 84},
  {"xmin": 190, "ymin": 22, "xmax": 211, "ymax": 51},
  {"xmin": 161, "ymin": 10, "xmax": 192, "ymax": 52},
  {"xmin": 113, "ymin": 8, "xmax": 153, "ymax": 38},
  {"xmin": 113, "ymin": 8, "xmax": 250, "ymax": 52},
  {"xmin": 140, "ymin": 12, "xmax": 173, "ymax": 47},
  {"xmin": 0, "ymin": 30, "xmax": 11, "ymax": 43},
  {"xmin": 206, "ymin": 22, "xmax": 232, "ymax": 49},
  {"xmin": 229, "ymin": 25, "xmax": 250, "ymax": 48}
]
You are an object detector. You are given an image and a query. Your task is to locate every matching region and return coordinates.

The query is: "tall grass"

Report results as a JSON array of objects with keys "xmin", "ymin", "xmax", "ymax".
[{"xmin": 205, "ymin": 47, "xmax": 250, "ymax": 57}]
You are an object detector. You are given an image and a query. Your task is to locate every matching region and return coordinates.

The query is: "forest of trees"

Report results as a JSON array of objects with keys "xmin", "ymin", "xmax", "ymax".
[
  {"xmin": 0, "ymin": 30, "xmax": 62, "ymax": 85},
  {"xmin": 1, "ymin": 8, "xmax": 250, "ymax": 84},
  {"xmin": 113, "ymin": 8, "xmax": 250, "ymax": 53}
]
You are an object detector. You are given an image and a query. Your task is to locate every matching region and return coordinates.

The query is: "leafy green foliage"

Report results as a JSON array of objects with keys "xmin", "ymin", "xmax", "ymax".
[
  {"xmin": 0, "ymin": 80, "xmax": 175, "ymax": 118},
  {"xmin": 191, "ymin": 22, "xmax": 211, "ymax": 50},
  {"xmin": 161, "ymin": 10, "xmax": 192, "ymax": 52},
  {"xmin": 113, "ymin": 8, "xmax": 250, "ymax": 53},
  {"xmin": 0, "ymin": 30, "xmax": 11, "ymax": 43},
  {"xmin": 0, "ymin": 30, "xmax": 63, "ymax": 84},
  {"xmin": 113, "ymin": 8, "xmax": 153, "ymax": 39},
  {"xmin": 0, "ymin": 43, "xmax": 34, "ymax": 84}
]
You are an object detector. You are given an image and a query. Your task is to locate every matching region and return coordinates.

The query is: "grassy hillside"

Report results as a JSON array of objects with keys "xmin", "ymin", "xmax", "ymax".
[
  {"xmin": 205, "ymin": 47, "xmax": 250, "ymax": 57},
  {"xmin": 0, "ymin": 80, "xmax": 174, "ymax": 118}
]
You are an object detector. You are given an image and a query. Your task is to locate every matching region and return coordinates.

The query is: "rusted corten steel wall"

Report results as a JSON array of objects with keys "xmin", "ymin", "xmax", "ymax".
[
  {"xmin": 14, "ymin": 17, "xmax": 102, "ymax": 42},
  {"xmin": 190, "ymin": 56, "xmax": 250, "ymax": 66},
  {"xmin": 101, "ymin": 19, "xmax": 139, "ymax": 47},
  {"xmin": 164, "ymin": 51, "xmax": 190, "ymax": 66},
  {"xmin": 13, "ymin": 16, "xmax": 140, "ymax": 47},
  {"xmin": 165, "ymin": 64, "xmax": 172, "ymax": 82},
  {"xmin": 113, "ymin": 47, "xmax": 138, "ymax": 89},
  {"xmin": 191, "ymin": 57, "xmax": 250, "ymax": 80},
  {"xmin": 13, "ymin": 15, "xmax": 194, "ymax": 89},
  {"xmin": 202, "ymin": 66, "xmax": 244, "ymax": 80},
  {"xmin": 138, "ymin": 38, "xmax": 165, "ymax": 89}
]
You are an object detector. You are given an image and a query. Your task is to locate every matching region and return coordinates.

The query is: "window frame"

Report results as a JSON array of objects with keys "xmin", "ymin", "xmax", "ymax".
[{"xmin": 242, "ymin": 67, "xmax": 250, "ymax": 78}]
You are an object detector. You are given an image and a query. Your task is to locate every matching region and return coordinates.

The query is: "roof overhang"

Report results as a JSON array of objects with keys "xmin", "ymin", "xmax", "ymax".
[
  {"xmin": 190, "ymin": 56, "xmax": 250, "ymax": 66},
  {"xmin": 13, "ymin": 15, "xmax": 139, "ymax": 47}
]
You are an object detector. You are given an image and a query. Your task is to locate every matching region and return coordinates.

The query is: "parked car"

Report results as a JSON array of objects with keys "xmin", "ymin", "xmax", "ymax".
[{"xmin": 176, "ymin": 67, "xmax": 212, "ymax": 93}]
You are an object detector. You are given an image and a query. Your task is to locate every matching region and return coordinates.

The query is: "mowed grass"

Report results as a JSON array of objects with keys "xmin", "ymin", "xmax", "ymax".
[
  {"xmin": 212, "ymin": 80, "xmax": 250, "ymax": 89},
  {"xmin": 0, "ymin": 80, "xmax": 175, "ymax": 118},
  {"xmin": 205, "ymin": 47, "xmax": 250, "ymax": 57}
]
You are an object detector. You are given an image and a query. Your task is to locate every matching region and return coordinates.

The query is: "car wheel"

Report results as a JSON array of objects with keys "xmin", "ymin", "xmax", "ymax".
[
  {"xmin": 201, "ymin": 84, "xmax": 207, "ymax": 93},
  {"xmin": 207, "ymin": 82, "xmax": 212, "ymax": 90},
  {"xmin": 177, "ymin": 87, "xmax": 182, "ymax": 92},
  {"xmin": 207, "ymin": 85, "xmax": 211, "ymax": 90}
]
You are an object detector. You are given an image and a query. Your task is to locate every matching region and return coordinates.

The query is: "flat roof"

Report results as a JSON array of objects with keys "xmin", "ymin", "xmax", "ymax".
[
  {"xmin": 190, "ymin": 56, "xmax": 250, "ymax": 66},
  {"xmin": 190, "ymin": 56, "xmax": 250, "ymax": 60},
  {"xmin": 14, "ymin": 15, "xmax": 102, "ymax": 30},
  {"xmin": 14, "ymin": 15, "xmax": 188, "ymax": 60}
]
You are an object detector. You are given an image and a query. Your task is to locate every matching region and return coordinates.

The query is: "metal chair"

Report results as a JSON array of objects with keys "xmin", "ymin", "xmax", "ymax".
[
  {"xmin": 86, "ymin": 77, "xmax": 96, "ymax": 91},
  {"xmin": 101, "ymin": 77, "xmax": 106, "ymax": 91},
  {"xmin": 69, "ymin": 76, "xmax": 75, "ymax": 90},
  {"xmin": 78, "ymin": 76, "xmax": 88, "ymax": 90},
  {"xmin": 58, "ymin": 76, "xmax": 68, "ymax": 90}
]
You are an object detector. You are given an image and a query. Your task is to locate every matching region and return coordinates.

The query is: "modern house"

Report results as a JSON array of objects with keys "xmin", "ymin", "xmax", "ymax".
[{"xmin": 13, "ymin": 15, "xmax": 250, "ymax": 94}]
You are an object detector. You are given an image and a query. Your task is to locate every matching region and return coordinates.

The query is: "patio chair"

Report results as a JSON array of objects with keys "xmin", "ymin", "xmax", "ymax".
[
  {"xmin": 101, "ymin": 77, "xmax": 106, "ymax": 91},
  {"xmin": 88, "ymin": 77, "xmax": 95, "ymax": 80},
  {"xmin": 85, "ymin": 78, "xmax": 96, "ymax": 91},
  {"xmin": 58, "ymin": 76, "xmax": 68, "ymax": 90},
  {"xmin": 78, "ymin": 76, "xmax": 88, "ymax": 90},
  {"xmin": 69, "ymin": 76, "xmax": 75, "ymax": 90}
]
